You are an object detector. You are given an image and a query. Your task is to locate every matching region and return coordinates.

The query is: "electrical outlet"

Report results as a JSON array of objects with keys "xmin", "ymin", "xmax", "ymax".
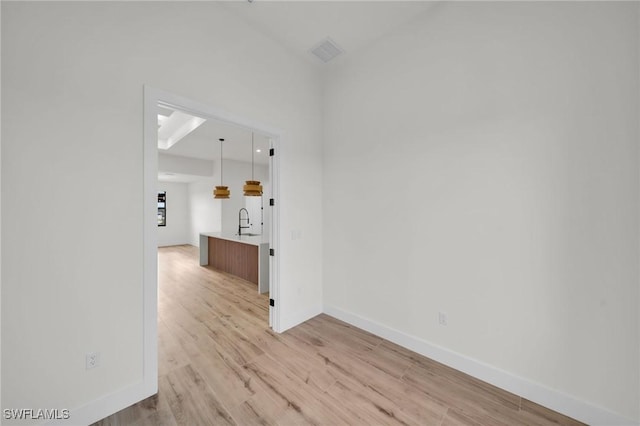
[
  {"xmin": 438, "ymin": 312, "xmax": 448, "ymax": 326},
  {"xmin": 86, "ymin": 352, "xmax": 100, "ymax": 370}
]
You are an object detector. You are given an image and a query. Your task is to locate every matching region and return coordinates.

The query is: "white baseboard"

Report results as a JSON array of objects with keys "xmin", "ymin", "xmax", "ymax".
[
  {"xmin": 46, "ymin": 380, "xmax": 156, "ymax": 426},
  {"xmin": 157, "ymin": 241, "xmax": 191, "ymax": 248},
  {"xmin": 323, "ymin": 304, "xmax": 637, "ymax": 426}
]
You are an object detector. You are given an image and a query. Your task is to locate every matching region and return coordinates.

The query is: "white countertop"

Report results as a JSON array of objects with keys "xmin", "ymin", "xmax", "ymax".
[{"xmin": 200, "ymin": 232, "xmax": 269, "ymax": 247}]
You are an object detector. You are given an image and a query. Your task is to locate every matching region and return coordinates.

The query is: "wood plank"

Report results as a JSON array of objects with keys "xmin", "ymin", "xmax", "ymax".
[
  {"xmin": 402, "ymin": 363, "xmax": 528, "ymax": 426},
  {"xmin": 159, "ymin": 364, "xmax": 235, "ymax": 425},
  {"xmin": 227, "ymin": 390, "xmax": 285, "ymax": 426},
  {"xmin": 441, "ymin": 408, "xmax": 485, "ymax": 426},
  {"xmin": 93, "ymin": 245, "xmax": 586, "ymax": 426},
  {"xmin": 519, "ymin": 398, "xmax": 586, "ymax": 426},
  {"xmin": 243, "ymin": 353, "xmax": 355, "ymax": 425},
  {"xmin": 157, "ymin": 319, "xmax": 191, "ymax": 377}
]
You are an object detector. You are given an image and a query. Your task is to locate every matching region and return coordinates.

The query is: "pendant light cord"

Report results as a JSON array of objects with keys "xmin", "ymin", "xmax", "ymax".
[
  {"xmin": 251, "ymin": 132, "xmax": 255, "ymax": 180},
  {"xmin": 219, "ymin": 138, "xmax": 224, "ymax": 185}
]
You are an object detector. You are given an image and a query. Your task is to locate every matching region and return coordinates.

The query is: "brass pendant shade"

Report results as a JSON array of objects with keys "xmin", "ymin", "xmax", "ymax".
[
  {"xmin": 243, "ymin": 132, "xmax": 263, "ymax": 197},
  {"xmin": 213, "ymin": 186, "xmax": 230, "ymax": 199},
  {"xmin": 243, "ymin": 181, "xmax": 263, "ymax": 196},
  {"xmin": 214, "ymin": 138, "xmax": 230, "ymax": 200}
]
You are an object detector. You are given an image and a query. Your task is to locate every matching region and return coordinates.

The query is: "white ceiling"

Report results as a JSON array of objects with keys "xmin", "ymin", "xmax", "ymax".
[
  {"xmin": 157, "ymin": 172, "xmax": 213, "ymax": 184},
  {"xmin": 220, "ymin": 1, "xmax": 437, "ymax": 66},
  {"xmin": 158, "ymin": 108, "xmax": 271, "ymax": 182},
  {"xmin": 163, "ymin": 116, "xmax": 271, "ymax": 164},
  {"xmin": 157, "ymin": 110, "xmax": 206, "ymax": 151},
  {"xmin": 158, "ymin": 2, "xmax": 437, "ymax": 182}
]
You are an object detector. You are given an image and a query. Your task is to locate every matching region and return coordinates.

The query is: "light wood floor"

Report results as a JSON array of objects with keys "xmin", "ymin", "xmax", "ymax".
[{"xmin": 93, "ymin": 245, "xmax": 584, "ymax": 426}]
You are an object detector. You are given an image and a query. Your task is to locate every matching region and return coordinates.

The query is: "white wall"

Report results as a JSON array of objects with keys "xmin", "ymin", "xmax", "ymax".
[
  {"xmin": 157, "ymin": 181, "xmax": 189, "ymax": 247},
  {"xmin": 2, "ymin": 2, "xmax": 323, "ymax": 423},
  {"xmin": 187, "ymin": 160, "xmax": 270, "ymax": 246},
  {"xmin": 323, "ymin": 2, "xmax": 639, "ymax": 424},
  {"xmin": 220, "ymin": 160, "xmax": 269, "ymax": 237},
  {"xmin": 187, "ymin": 178, "xmax": 221, "ymax": 246},
  {"xmin": 158, "ymin": 152, "xmax": 212, "ymax": 178}
]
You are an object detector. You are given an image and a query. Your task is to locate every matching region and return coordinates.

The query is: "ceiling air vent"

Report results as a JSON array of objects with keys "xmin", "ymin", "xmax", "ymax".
[{"xmin": 310, "ymin": 38, "xmax": 344, "ymax": 63}]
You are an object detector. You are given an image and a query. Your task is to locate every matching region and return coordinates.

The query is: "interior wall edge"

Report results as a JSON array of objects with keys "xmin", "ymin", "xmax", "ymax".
[
  {"xmin": 637, "ymin": 3, "xmax": 640, "ymax": 422},
  {"xmin": 0, "ymin": 0, "xmax": 3, "ymax": 419},
  {"xmin": 279, "ymin": 304, "xmax": 323, "ymax": 333},
  {"xmin": 322, "ymin": 304, "xmax": 638, "ymax": 426}
]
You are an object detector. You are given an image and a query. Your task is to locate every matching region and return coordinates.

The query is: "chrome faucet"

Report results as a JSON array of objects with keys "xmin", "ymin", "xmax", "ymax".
[{"xmin": 238, "ymin": 208, "xmax": 250, "ymax": 236}]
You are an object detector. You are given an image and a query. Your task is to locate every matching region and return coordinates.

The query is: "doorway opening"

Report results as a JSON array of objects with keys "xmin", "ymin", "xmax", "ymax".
[{"xmin": 142, "ymin": 86, "xmax": 282, "ymax": 393}]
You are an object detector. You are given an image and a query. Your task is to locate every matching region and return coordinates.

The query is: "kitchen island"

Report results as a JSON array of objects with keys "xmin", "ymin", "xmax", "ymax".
[{"xmin": 199, "ymin": 232, "xmax": 269, "ymax": 294}]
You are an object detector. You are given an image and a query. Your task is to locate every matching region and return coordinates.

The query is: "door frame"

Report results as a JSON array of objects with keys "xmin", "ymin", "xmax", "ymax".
[{"xmin": 142, "ymin": 86, "xmax": 282, "ymax": 391}]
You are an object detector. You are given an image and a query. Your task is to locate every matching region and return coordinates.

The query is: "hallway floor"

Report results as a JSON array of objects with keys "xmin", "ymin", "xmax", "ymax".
[{"xmin": 93, "ymin": 245, "xmax": 583, "ymax": 426}]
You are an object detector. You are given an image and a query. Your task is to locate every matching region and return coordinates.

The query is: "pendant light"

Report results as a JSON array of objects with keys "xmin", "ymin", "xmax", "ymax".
[
  {"xmin": 213, "ymin": 138, "xmax": 230, "ymax": 199},
  {"xmin": 243, "ymin": 132, "xmax": 263, "ymax": 196}
]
